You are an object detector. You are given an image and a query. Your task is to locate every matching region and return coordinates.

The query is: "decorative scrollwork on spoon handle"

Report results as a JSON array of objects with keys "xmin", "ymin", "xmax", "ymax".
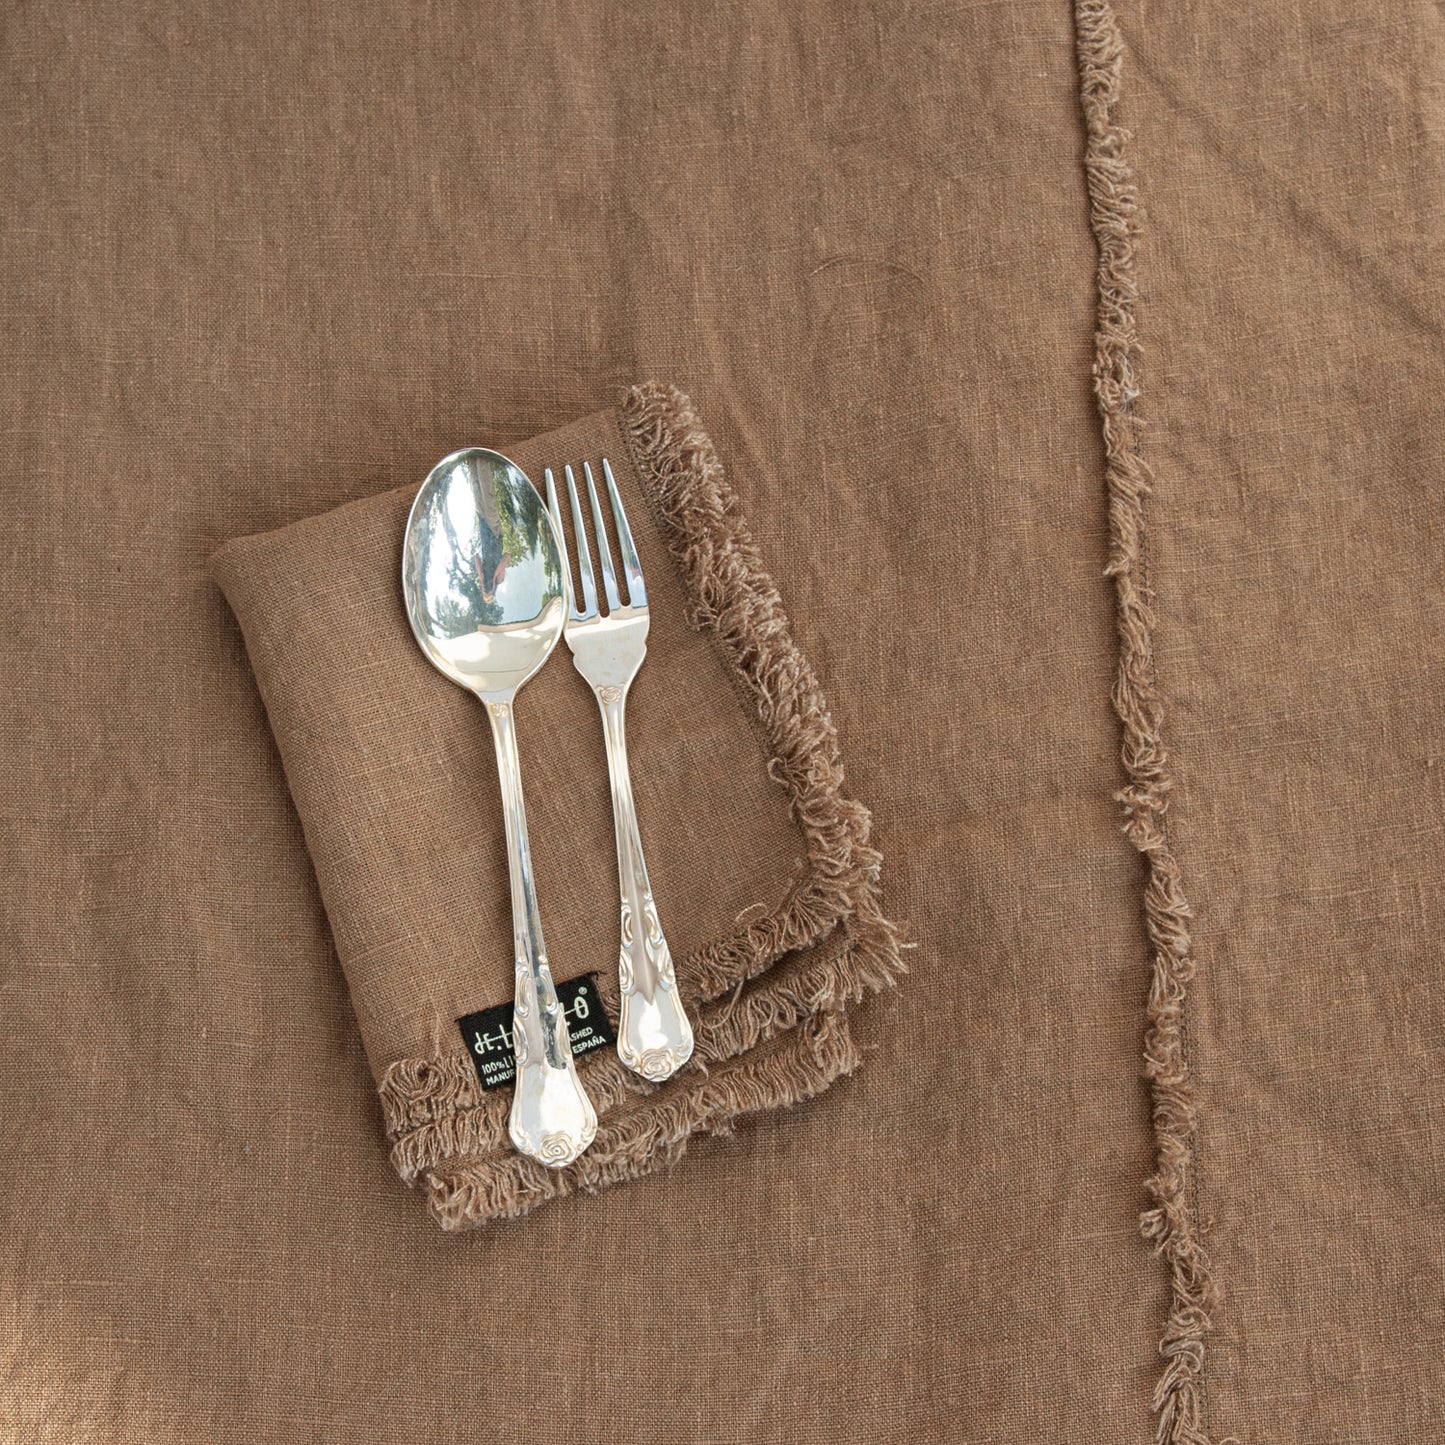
[
  {"xmin": 486, "ymin": 699, "xmax": 597, "ymax": 1166},
  {"xmin": 597, "ymin": 689, "xmax": 694, "ymax": 1082}
]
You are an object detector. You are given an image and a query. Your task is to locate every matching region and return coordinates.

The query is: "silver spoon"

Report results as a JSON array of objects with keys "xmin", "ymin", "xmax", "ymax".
[{"xmin": 401, "ymin": 447, "xmax": 597, "ymax": 1169}]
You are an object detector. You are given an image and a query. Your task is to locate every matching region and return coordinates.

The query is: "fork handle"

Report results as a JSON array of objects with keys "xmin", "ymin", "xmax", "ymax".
[
  {"xmin": 485, "ymin": 698, "xmax": 598, "ymax": 1167},
  {"xmin": 597, "ymin": 688, "xmax": 695, "ymax": 1082}
]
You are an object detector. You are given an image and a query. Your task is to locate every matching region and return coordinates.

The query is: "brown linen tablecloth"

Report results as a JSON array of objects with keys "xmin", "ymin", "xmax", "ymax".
[
  {"xmin": 3, "ymin": 1, "xmax": 1442, "ymax": 1442},
  {"xmin": 211, "ymin": 384, "xmax": 903, "ymax": 1228}
]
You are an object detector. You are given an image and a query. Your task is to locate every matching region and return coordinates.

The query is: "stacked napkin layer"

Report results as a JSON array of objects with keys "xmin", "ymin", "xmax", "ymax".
[{"xmin": 212, "ymin": 383, "xmax": 903, "ymax": 1229}]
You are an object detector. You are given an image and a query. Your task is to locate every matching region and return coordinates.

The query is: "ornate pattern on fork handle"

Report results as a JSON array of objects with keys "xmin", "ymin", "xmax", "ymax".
[
  {"xmin": 597, "ymin": 688, "xmax": 694, "ymax": 1082},
  {"xmin": 544, "ymin": 458, "xmax": 696, "ymax": 1084}
]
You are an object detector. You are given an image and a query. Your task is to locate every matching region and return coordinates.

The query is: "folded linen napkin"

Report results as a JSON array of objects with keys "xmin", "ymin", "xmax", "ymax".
[{"xmin": 211, "ymin": 383, "xmax": 903, "ymax": 1229}]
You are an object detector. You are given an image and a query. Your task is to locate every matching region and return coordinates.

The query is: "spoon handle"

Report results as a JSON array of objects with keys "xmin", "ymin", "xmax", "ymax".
[
  {"xmin": 597, "ymin": 689, "xmax": 695, "ymax": 1082},
  {"xmin": 485, "ymin": 698, "xmax": 597, "ymax": 1169}
]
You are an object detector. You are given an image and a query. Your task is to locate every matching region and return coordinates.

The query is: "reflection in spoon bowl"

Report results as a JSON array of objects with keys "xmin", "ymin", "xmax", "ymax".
[{"xmin": 402, "ymin": 449, "xmax": 567, "ymax": 700}]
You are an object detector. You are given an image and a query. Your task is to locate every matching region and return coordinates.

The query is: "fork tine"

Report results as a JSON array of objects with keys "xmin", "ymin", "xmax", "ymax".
[
  {"xmin": 583, "ymin": 461, "xmax": 623, "ymax": 613},
  {"xmin": 563, "ymin": 464, "xmax": 599, "ymax": 618},
  {"xmin": 543, "ymin": 468, "xmax": 578, "ymax": 620},
  {"xmin": 601, "ymin": 458, "xmax": 647, "ymax": 608}
]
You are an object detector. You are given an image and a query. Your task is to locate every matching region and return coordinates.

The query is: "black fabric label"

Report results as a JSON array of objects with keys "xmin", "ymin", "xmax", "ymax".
[{"xmin": 456, "ymin": 973, "xmax": 616, "ymax": 1091}]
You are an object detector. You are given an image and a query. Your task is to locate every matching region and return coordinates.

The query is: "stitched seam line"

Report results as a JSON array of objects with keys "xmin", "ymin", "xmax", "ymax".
[{"xmin": 1073, "ymin": 6, "xmax": 1224, "ymax": 1444}]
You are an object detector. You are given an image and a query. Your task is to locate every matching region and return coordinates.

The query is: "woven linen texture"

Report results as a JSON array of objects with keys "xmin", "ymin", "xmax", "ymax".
[{"xmin": 2, "ymin": 0, "xmax": 1441, "ymax": 1439}]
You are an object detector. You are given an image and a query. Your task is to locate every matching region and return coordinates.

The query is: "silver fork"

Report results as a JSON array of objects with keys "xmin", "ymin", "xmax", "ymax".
[{"xmin": 544, "ymin": 459, "xmax": 695, "ymax": 1083}]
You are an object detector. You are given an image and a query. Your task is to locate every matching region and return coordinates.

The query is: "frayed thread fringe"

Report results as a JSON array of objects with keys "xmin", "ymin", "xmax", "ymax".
[
  {"xmin": 1075, "ymin": 5, "xmax": 1222, "ymax": 1443},
  {"xmin": 383, "ymin": 928, "xmax": 857, "ymax": 1186},
  {"xmin": 619, "ymin": 381, "xmax": 903, "ymax": 1002},
  {"xmin": 423, "ymin": 1008, "xmax": 860, "ymax": 1231}
]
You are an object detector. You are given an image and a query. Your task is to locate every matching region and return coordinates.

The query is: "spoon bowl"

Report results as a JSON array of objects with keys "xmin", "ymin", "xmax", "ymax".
[
  {"xmin": 402, "ymin": 448, "xmax": 567, "ymax": 699},
  {"xmin": 401, "ymin": 447, "xmax": 597, "ymax": 1169}
]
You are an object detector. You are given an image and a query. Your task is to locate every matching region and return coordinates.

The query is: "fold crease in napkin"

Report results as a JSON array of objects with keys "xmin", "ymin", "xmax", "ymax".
[{"xmin": 212, "ymin": 382, "xmax": 903, "ymax": 1229}]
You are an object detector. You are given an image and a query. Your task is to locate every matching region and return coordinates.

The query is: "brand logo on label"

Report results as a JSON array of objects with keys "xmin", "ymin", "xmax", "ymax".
[{"xmin": 456, "ymin": 973, "xmax": 616, "ymax": 1091}]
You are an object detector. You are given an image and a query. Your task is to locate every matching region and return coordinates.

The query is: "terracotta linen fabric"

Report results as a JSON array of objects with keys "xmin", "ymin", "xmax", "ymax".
[
  {"xmin": 2, "ymin": 1, "xmax": 1442, "ymax": 1442},
  {"xmin": 211, "ymin": 386, "xmax": 903, "ymax": 1227}
]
